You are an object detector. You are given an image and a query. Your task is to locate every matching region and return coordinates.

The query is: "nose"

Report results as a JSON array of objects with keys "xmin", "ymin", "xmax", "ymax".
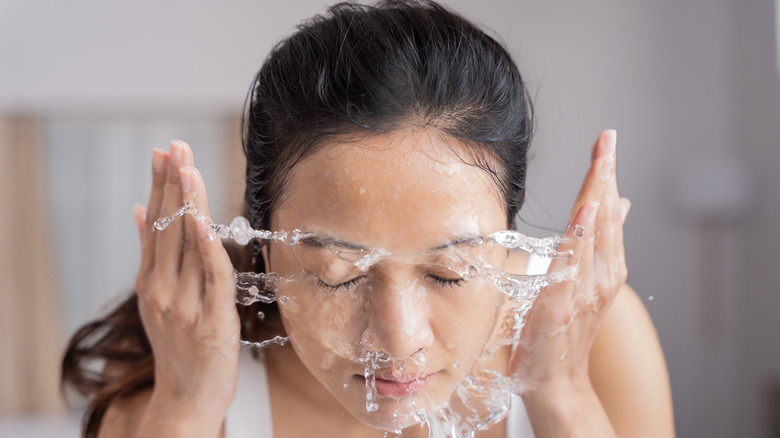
[{"xmin": 360, "ymin": 275, "xmax": 434, "ymax": 361}]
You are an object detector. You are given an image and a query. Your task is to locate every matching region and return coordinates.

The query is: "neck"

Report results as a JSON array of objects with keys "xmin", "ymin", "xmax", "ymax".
[{"xmin": 265, "ymin": 344, "xmax": 381, "ymax": 437}]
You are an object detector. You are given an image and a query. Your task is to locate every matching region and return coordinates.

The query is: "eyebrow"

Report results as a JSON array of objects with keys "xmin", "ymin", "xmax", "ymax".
[{"xmin": 297, "ymin": 233, "xmax": 485, "ymax": 253}]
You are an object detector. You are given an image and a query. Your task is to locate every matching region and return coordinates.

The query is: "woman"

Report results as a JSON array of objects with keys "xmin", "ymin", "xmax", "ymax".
[{"xmin": 62, "ymin": 1, "xmax": 674, "ymax": 437}]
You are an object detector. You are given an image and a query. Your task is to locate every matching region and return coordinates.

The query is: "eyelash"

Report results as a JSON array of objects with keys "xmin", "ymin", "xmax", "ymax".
[
  {"xmin": 315, "ymin": 273, "xmax": 465, "ymax": 292},
  {"xmin": 317, "ymin": 276, "xmax": 366, "ymax": 292},
  {"xmin": 427, "ymin": 274, "xmax": 464, "ymax": 288}
]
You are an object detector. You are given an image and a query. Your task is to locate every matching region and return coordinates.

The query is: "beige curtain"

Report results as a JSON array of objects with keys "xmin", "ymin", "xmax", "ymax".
[{"xmin": 0, "ymin": 115, "xmax": 64, "ymax": 412}]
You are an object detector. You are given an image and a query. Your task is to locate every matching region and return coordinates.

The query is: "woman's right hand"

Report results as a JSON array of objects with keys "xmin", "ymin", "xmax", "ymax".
[{"xmin": 131, "ymin": 141, "xmax": 240, "ymax": 437}]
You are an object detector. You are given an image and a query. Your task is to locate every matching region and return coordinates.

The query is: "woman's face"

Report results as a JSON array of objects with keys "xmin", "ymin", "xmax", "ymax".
[{"xmin": 268, "ymin": 130, "xmax": 509, "ymax": 430}]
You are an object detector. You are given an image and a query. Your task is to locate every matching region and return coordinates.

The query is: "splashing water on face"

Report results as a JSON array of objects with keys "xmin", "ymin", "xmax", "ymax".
[
  {"xmin": 154, "ymin": 203, "xmax": 576, "ymax": 437},
  {"xmin": 359, "ymin": 350, "xmax": 390, "ymax": 412}
]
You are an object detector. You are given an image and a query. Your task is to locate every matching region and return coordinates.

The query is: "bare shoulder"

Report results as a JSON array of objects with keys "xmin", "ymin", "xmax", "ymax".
[{"xmin": 588, "ymin": 284, "xmax": 676, "ymax": 438}]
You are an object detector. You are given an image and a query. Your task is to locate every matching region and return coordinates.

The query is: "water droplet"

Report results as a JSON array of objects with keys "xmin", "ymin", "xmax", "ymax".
[
  {"xmin": 256, "ymin": 311, "xmax": 265, "ymax": 321},
  {"xmin": 153, "ymin": 216, "xmax": 173, "ymax": 231},
  {"xmin": 238, "ymin": 335, "xmax": 289, "ymax": 349},
  {"xmin": 278, "ymin": 295, "xmax": 290, "ymax": 305},
  {"xmin": 453, "ymin": 360, "xmax": 462, "ymax": 368},
  {"xmin": 410, "ymin": 350, "xmax": 429, "ymax": 367},
  {"xmin": 230, "ymin": 216, "xmax": 252, "ymax": 245},
  {"xmin": 573, "ymin": 224, "xmax": 585, "ymax": 238},
  {"xmin": 214, "ymin": 224, "xmax": 230, "ymax": 239},
  {"xmin": 648, "ymin": 295, "xmax": 654, "ymax": 301},
  {"xmin": 343, "ymin": 383, "xmax": 349, "ymax": 389}
]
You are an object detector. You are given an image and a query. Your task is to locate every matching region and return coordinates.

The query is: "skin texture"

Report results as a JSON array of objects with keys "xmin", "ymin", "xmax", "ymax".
[{"xmin": 102, "ymin": 130, "xmax": 675, "ymax": 438}]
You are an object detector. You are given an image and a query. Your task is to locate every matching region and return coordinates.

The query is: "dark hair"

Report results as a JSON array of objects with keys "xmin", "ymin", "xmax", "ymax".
[{"xmin": 62, "ymin": 1, "xmax": 533, "ymax": 436}]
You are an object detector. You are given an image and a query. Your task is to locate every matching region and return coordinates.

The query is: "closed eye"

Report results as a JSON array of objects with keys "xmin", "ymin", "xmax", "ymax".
[
  {"xmin": 316, "ymin": 276, "xmax": 366, "ymax": 292},
  {"xmin": 427, "ymin": 273, "xmax": 464, "ymax": 288}
]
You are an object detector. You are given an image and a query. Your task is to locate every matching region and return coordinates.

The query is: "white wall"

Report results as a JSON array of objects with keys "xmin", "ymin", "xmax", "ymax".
[{"xmin": 2, "ymin": 0, "xmax": 777, "ymax": 436}]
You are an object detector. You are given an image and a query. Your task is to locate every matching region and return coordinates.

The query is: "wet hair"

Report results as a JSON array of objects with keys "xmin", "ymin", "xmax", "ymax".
[{"xmin": 61, "ymin": 1, "xmax": 533, "ymax": 436}]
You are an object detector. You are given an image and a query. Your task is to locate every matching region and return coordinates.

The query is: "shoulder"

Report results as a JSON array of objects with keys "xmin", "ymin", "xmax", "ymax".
[
  {"xmin": 98, "ymin": 390, "xmax": 227, "ymax": 438},
  {"xmin": 588, "ymin": 283, "xmax": 676, "ymax": 437}
]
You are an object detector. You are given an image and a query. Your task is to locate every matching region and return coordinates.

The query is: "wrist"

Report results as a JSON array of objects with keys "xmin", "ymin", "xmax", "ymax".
[
  {"xmin": 519, "ymin": 374, "xmax": 592, "ymax": 404},
  {"xmin": 519, "ymin": 377, "xmax": 616, "ymax": 438},
  {"xmin": 137, "ymin": 390, "xmax": 227, "ymax": 437}
]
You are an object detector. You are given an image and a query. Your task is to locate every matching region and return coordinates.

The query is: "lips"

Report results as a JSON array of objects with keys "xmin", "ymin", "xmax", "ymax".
[{"xmin": 373, "ymin": 374, "xmax": 432, "ymax": 398}]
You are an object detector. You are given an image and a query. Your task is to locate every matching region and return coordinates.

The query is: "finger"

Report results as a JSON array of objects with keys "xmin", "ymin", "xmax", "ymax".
[
  {"xmin": 177, "ymin": 166, "xmax": 213, "ymax": 303},
  {"xmin": 537, "ymin": 200, "xmax": 599, "ymax": 330},
  {"xmin": 177, "ymin": 166, "xmax": 206, "ymax": 312},
  {"xmin": 603, "ymin": 130, "xmax": 620, "ymax": 205},
  {"xmin": 601, "ymin": 135, "xmax": 625, "ymax": 281},
  {"xmin": 615, "ymin": 197, "xmax": 631, "ymax": 279},
  {"xmin": 197, "ymin": 220, "xmax": 237, "ymax": 315},
  {"xmin": 591, "ymin": 129, "xmax": 617, "ymax": 162},
  {"xmin": 140, "ymin": 148, "xmax": 169, "ymax": 272},
  {"xmin": 188, "ymin": 167, "xmax": 211, "ymax": 218},
  {"xmin": 155, "ymin": 140, "xmax": 195, "ymax": 277},
  {"xmin": 568, "ymin": 130, "xmax": 616, "ymax": 226},
  {"xmin": 567, "ymin": 154, "xmax": 613, "ymax": 229},
  {"xmin": 133, "ymin": 204, "xmax": 147, "ymax": 242},
  {"xmin": 593, "ymin": 154, "xmax": 626, "ymax": 304},
  {"xmin": 593, "ymin": 188, "xmax": 616, "ymax": 297},
  {"xmin": 548, "ymin": 200, "xmax": 599, "ymax": 287}
]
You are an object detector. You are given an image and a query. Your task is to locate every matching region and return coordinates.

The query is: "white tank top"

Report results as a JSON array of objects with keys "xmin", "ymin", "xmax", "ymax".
[{"xmin": 225, "ymin": 254, "xmax": 550, "ymax": 438}]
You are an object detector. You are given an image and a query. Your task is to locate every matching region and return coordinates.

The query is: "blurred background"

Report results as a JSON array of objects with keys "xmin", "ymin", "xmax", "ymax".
[{"xmin": 0, "ymin": 0, "xmax": 778, "ymax": 436}]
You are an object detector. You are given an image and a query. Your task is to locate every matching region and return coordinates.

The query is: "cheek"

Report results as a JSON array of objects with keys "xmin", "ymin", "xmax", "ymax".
[
  {"xmin": 429, "ymin": 281, "xmax": 504, "ymax": 355},
  {"xmin": 278, "ymin": 281, "xmax": 367, "ymax": 366}
]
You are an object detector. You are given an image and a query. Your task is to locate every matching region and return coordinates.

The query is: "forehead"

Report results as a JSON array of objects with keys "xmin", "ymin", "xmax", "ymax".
[{"xmin": 272, "ymin": 129, "xmax": 506, "ymax": 252}]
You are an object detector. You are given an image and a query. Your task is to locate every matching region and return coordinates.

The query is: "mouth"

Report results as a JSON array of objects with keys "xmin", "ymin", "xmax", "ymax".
[{"xmin": 372, "ymin": 374, "xmax": 432, "ymax": 398}]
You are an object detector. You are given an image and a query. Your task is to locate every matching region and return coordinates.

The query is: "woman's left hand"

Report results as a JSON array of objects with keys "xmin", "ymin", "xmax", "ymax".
[{"xmin": 509, "ymin": 129, "xmax": 630, "ymax": 435}]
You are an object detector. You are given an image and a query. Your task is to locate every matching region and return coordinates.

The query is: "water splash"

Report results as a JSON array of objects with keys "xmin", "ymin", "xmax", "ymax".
[
  {"xmin": 154, "ymin": 205, "xmax": 581, "ymax": 436},
  {"xmin": 359, "ymin": 350, "xmax": 393, "ymax": 412},
  {"xmin": 488, "ymin": 230, "xmax": 571, "ymax": 258},
  {"xmin": 239, "ymin": 335, "xmax": 289, "ymax": 349},
  {"xmin": 153, "ymin": 202, "xmax": 307, "ymax": 244},
  {"xmin": 234, "ymin": 270, "xmax": 281, "ymax": 305}
]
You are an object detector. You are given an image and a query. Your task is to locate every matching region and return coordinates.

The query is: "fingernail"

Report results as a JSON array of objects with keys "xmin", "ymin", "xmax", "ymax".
[
  {"xmin": 170, "ymin": 141, "xmax": 183, "ymax": 166},
  {"xmin": 605, "ymin": 129, "xmax": 617, "ymax": 156},
  {"xmin": 599, "ymin": 156, "xmax": 614, "ymax": 181},
  {"xmin": 180, "ymin": 167, "xmax": 193, "ymax": 194},
  {"xmin": 152, "ymin": 148, "xmax": 166, "ymax": 173}
]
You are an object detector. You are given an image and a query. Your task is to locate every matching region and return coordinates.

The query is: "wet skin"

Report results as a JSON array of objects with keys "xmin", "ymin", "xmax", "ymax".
[{"xmin": 267, "ymin": 129, "xmax": 511, "ymax": 431}]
